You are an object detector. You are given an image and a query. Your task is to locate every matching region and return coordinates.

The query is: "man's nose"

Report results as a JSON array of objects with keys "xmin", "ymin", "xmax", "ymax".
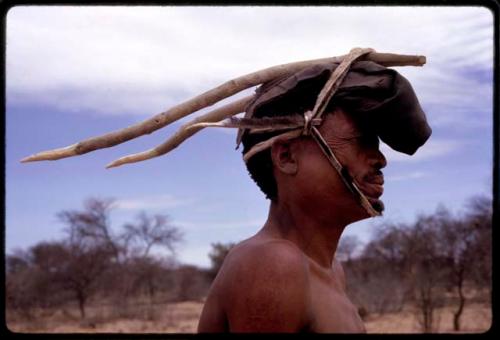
[{"xmin": 372, "ymin": 149, "xmax": 387, "ymax": 169}]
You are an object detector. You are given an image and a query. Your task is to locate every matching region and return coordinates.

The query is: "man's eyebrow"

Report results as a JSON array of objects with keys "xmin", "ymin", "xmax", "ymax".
[
  {"xmin": 339, "ymin": 128, "xmax": 378, "ymax": 141},
  {"xmin": 344, "ymin": 135, "xmax": 364, "ymax": 140},
  {"xmin": 339, "ymin": 125, "xmax": 364, "ymax": 138}
]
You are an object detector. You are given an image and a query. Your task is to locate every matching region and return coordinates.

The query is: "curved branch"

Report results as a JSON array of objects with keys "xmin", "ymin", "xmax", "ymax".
[{"xmin": 105, "ymin": 95, "xmax": 253, "ymax": 168}]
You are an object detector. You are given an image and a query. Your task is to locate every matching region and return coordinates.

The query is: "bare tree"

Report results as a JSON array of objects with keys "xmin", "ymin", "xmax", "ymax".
[
  {"xmin": 435, "ymin": 197, "xmax": 492, "ymax": 331},
  {"xmin": 347, "ymin": 229, "xmax": 405, "ymax": 315},
  {"xmin": 121, "ymin": 212, "xmax": 183, "ymax": 303},
  {"xmin": 358, "ymin": 215, "xmax": 446, "ymax": 331},
  {"xmin": 123, "ymin": 212, "xmax": 183, "ymax": 258},
  {"xmin": 345, "ymin": 257, "xmax": 406, "ymax": 316},
  {"xmin": 32, "ymin": 241, "xmax": 112, "ymax": 319},
  {"xmin": 58, "ymin": 198, "xmax": 122, "ymax": 261},
  {"xmin": 6, "ymin": 249, "xmax": 39, "ymax": 320},
  {"xmin": 464, "ymin": 195, "xmax": 492, "ymax": 296},
  {"xmin": 6, "ymin": 248, "xmax": 31, "ymax": 274},
  {"xmin": 56, "ymin": 198, "xmax": 120, "ymax": 318},
  {"xmin": 413, "ymin": 259, "xmax": 443, "ymax": 333},
  {"xmin": 6, "ymin": 197, "xmax": 187, "ymax": 326},
  {"xmin": 410, "ymin": 214, "xmax": 445, "ymax": 333}
]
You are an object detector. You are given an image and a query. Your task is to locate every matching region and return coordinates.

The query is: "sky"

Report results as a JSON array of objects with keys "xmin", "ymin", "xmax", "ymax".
[{"xmin": 6, "ymin": 6, "xmax": 494, "ymax": 268}]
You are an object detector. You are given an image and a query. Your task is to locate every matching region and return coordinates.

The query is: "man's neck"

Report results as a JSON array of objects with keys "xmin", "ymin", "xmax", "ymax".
[{"xmin": 261, "ymin": 200, "xmax": 347, "ymax": 270}]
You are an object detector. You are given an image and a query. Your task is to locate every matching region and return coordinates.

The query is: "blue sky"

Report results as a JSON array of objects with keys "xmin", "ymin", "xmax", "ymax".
[{"xmin": 6, "ymin": 6, "xmax": 494, "ymax": 268}]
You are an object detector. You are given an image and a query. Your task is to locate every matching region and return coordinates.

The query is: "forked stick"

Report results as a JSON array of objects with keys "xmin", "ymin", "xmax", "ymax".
[
  {"xmin": 106, "ymin": 96, "xmax": 253, "ymax": 168},
  {"xmin": 20, "ymin": 51, "xmax": 426, "ymax": 165}
]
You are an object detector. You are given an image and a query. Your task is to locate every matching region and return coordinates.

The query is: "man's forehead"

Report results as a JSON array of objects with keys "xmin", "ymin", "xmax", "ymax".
[{"xmin": 321, "ymin": 109, "xmax": 374, "ymax": 137}]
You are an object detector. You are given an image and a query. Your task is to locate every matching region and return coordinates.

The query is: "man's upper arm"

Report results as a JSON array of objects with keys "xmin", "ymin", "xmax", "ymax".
[{"xmin": 223, "ymin": 241, "xmax": 312, "ymax": 332}]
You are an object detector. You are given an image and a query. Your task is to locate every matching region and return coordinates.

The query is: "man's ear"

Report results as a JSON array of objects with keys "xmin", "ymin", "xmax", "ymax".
[{"xmin": 270, "ymin": 139, "xmax": 298, "ymax": 175}]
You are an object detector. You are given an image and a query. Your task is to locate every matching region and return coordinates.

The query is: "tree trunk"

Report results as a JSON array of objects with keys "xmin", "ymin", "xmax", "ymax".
[
  {"xmin": 77, "ymin": 291, "xmax": 87, "ymax": 319},
  {"xmin": 453, "ymin": 277, "xmax": 466, "ymax": 331},
  {"xmin": 148, "ymin": 279, "xmax": 155, "ymax": 305}
]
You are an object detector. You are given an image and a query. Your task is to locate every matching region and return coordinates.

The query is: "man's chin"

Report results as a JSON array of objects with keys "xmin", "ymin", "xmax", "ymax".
[
  {"xmin": 350, "ymin": 198, "xmax": 384, "ymax": 223},
  {"xmin": 367, "ymin": 197, "xmax": 385, "ymax": 215},
  {"xmin": 368, "ymin": 198, "xmax": 385, "ymax": 215}
]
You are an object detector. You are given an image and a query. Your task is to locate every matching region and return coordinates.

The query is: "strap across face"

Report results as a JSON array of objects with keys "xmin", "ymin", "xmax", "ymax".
[{"xmin": 310, "ymin": 126, "xmax": 381, "ymax": 217}]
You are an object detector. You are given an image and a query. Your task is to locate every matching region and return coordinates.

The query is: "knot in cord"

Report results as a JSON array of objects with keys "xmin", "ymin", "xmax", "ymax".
[{"xmin": 302, "ymin": 110, "xmax": 314, "ymax": 136}]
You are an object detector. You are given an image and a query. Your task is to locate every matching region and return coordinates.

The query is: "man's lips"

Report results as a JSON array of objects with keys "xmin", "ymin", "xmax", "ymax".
[
  {"xmin": 359, "ymin": 173, "xmax": 384, "ymax": 199},
  {"xmin": 363, "ymin": 183, "xmax": 384, "ymax": 198},
  {"xmin": 367, "ymin": 176, "xmax": 384, "ymax": 185},
  {"xmin": 364, "ymin": 172, "xmax": 384, "ymax": 185}
]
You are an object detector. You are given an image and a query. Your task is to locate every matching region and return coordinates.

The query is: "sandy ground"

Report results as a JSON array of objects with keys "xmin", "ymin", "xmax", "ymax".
[{"xmin": 7, "ymin": 301, "xmax": 491, "ymax": 334}]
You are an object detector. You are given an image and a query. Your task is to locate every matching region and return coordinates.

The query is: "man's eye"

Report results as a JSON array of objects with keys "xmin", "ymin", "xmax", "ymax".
[
  {"xmin": 356, "ymin": 135, "xmax": 379, "ymax": 147},
  {"xmin": 347, "ymin": 135, "xmax": 363, "ymax": 141}
]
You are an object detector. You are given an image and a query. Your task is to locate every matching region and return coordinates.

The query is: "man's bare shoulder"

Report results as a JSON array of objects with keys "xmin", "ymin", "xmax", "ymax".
[
  {"xmin": 215, "ymin": 237, "xmax": 312, "ymax": 332},
  {"xmin": 226, "ymin": 237, "xmax": 308, "ymax": 271}
]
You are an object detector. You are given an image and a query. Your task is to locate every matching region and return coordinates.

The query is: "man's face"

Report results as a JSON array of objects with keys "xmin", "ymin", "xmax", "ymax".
[
  {"xmin": 295, "ymin": 108, "xmax": 387, "ymax": 223},
  {"xmin": 320, "ymin": 109, "xmax": 387, "ymax": 214}
]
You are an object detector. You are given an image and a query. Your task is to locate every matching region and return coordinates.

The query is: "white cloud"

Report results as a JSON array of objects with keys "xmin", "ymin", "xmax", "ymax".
[
  {"xmin": 6, "ymin": 5, "xmax": 493, "ymax": 129},
  {"xmin": 114, "ymin": 194, "xmax": 194, "ymax": 211},
  {"xmin": 176, "ymin": 218, "xmax": 264, "ymax": 231},
  {"xmin": 386, "ymin": 171, "xmax": 428, "ymax": 182},
  {"xmin": 381, "ymin": 139, "xmax": 462, "ymax": 163}
]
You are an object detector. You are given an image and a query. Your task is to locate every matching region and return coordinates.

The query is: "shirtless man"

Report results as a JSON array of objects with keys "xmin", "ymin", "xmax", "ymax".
[
  {"xmin": 197, "ymin": 60, "xmax": 430, "ymax": 333},
  {"xmin": 198, "ymin": 108, "xmax": 381, "ymax": 332}
]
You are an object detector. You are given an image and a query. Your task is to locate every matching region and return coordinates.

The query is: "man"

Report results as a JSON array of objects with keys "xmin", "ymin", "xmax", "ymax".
[
  {"xmin": 20, "ymin": 48, "xmax": 429, "ymax": 333},
  {"xmin": 197, "ymin": 60, "xmax": 431, "ymax": 332}
]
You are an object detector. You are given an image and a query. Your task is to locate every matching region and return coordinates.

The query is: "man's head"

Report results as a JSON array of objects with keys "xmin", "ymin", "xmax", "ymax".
[
  {"xmin": 270, "ymin": 108, "xmax": 387, "ymax": 224},
  {"xmin": 241, "ymin": 60, "xmax": 431, "ymax": 218}
]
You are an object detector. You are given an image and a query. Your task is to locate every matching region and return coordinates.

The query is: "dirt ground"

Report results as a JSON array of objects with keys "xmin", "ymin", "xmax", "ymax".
[
  {"xmin": 364, "ymin": 302, "xmax": 491, "ymax": 333},
  {"xmin": 7, "ymin": 301, "xmax": 491, "ymax": 334}
]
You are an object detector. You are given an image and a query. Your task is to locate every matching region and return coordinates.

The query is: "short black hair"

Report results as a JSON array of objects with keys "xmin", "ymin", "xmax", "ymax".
[{"xmin": 241, "ymin": 68, "xmax": 336, "ymax": 201}]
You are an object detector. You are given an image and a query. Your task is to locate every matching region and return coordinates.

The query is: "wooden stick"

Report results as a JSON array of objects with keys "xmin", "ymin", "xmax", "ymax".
[
  {"xmin": 105, "ymin": 96, "xmax": 253, "ymax": 168},
  {"xmin": 242, "ymin": 129, "xmax": 303, "ymax": 163},
  {"xmin": 312, "ymin": 48, "xmax": 373, "ymax": 121},
  {"xmin": 21, "ymin": 50, "xmax": 426, "ymax": 164}
]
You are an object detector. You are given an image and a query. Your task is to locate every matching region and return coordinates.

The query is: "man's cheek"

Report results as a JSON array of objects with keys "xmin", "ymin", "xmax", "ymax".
[{"xmin": 331, "ymin": 147, "xmax": 351, "ymax": 165}]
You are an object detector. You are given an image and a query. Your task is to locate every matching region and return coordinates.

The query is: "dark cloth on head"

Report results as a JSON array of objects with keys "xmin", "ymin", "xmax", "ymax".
[{"xmin": 243, "ymin": 61, "xmax": 432, "ymax": 155}]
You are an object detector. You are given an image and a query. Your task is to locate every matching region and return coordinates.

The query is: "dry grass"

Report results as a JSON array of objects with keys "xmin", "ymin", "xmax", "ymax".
[
  {"xmin": 364, "ymin": 302, "xmax": 491, "ymax": 333},
  {"xmin": 7, "ymin": 301, "xmax": 203, "ymax": 333},
  {"xmin": 7, "ymin": 301, "xmax": 491, "ymax": 334}
]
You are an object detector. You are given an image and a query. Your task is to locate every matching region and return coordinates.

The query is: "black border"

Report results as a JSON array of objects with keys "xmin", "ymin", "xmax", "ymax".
[{"xmin": 1, "ymin": 0, "xmax": 498, "ymax": 338}]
